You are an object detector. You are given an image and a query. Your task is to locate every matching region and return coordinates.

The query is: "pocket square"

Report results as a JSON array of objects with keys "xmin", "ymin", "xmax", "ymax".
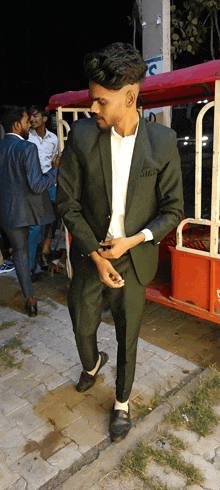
[{"xmin": 140, "ymin": 169, "xmax": 157, "ymax": 177}]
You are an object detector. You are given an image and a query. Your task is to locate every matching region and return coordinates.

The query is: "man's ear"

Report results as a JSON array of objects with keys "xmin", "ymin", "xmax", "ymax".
[
  {"xmin": 125, "ymin": 90, "xmax": 136, "ymax": 108},
  {"xmin": 13, "ymin": 121, "xmax": 21, "ymax": 132},
  {"xmin": 43, "ymin": 116, "xmax": 48, "ymax": 123}
]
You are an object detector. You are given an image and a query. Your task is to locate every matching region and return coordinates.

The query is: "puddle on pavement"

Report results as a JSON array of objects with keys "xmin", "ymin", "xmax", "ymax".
[
  {"xmin": 22, "ymin": 374, "xmax": 144, "ymax": 460},
  {"xmin": 23, "ymin": 375, "xmax": 116, "ymax": 460},
  {"xmin": 23, "ymin": 431, "xmax": 66, "ymax": 460}
]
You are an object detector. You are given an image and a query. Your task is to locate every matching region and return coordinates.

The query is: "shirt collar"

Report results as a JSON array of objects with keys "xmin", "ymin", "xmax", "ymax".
[
  {"xmin": 6, "ymin": 133, "xmax": 24, "ymax": 140},
  {"xmin": 29, "ymin": 128, "xmax": 50, "ymax": 139}
]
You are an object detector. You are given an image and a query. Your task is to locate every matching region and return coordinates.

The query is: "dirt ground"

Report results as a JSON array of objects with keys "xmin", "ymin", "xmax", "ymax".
[{"xmin": 1, "ymin": 265, "xmax": 220, "ymax": 371}]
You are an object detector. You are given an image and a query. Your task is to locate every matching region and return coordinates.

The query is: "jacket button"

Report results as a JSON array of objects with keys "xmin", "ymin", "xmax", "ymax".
[
  {"xmin": 107, "ymin": 215, "xmax": 110, "ymax": 219},
  {"xmin": 81, "ymin": 254, "xmax": 84, "ymax": 257}
]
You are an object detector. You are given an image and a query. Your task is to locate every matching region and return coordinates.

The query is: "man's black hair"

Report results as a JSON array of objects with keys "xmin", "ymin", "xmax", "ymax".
[
  {"xmin": 0, "ymin": 105, "xmax": 27, "ymax": 133},
  {"xmin": 84, "ymin": 42, "xmax": 147, "ymax": 90},
  {"xmin": 28, "ymin": 105, "xmax": 49, "ymax": 119}
]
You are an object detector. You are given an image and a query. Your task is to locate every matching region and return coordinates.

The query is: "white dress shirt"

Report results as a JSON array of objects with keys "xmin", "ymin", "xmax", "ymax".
[
  {"xmin": 106, "ymin": 122, "xmax": 153, "ymax": 242},
  {"xmin": 28, "ymin": 128, "xmax": 58, "ymax": 173}
]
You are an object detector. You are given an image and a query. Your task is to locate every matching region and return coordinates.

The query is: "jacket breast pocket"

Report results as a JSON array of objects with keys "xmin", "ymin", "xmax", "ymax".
[{"xmin": 140, "ymin": 169, "xmax": 157, "ymax": 178}]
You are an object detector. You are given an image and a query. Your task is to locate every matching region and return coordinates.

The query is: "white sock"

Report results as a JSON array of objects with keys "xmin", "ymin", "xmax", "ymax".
[
  {"xmin": 86, "ymin": 354, "xmax": 101, "ymax": 376},
  {"xmin": 114, "ymin": 399, "xmax": 129, "ymax": 412}
]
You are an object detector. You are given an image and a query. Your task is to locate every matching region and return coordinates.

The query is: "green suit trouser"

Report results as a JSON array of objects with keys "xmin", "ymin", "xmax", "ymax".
[{"xmin": 68, "ymin": 252, "xmax": 146, "ymax": 403}]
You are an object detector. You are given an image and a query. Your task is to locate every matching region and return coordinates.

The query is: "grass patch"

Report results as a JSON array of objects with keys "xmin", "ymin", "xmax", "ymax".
[
  {"xmin": 4, "ymin": 338, "xmax": 22, "ymax": 350},
  {"xmin": 131, "ymin": 400, "xmax": 151, "ymax": 420},
  {"xmin": 132, "ymin": 393, "xmax": 161, "ymax": 421},
  {"xmin": 0, "ymin": 321, "xmax": 17, "ymax": 331},
  {"xmin": 151, "ymin": 485, "xmax": 169, "ymax": 490},
  {"xmin": 121, "ymin": 443, "xmax": 147, "ymax": 479},
  {"xmin": 44, "ymin": 299, "xmax": 58, "ymax": 310},
  {"xmin": 38, "ymin": 310, "xmax": 50, "ymax": 316},
  {"xmin": 20, "ymin": 320, "xmax": 36, "ymax": 328},
  {"xmin": 168, "ymin": 434, "xmax": 185, "ymax": 451},
  {"xmin": 121, "ymin": 439, "xmax": 203, "ymax": 487},
  {"xmin": 166, "ymin": 372, "xmax": 220, "ymax": 436},
  {"xmin": 121, "ymin": 371, "xmax": 220, "ymax": 489},
  {"xmin": 0, "ymin": 334, "xmax": 32, "ymax": 372},
  {"xmin": 0, "ymin": 337, "xmax": 23, "ymax": 370},
  {"xmin": 21, "ymin": 347, "xmax": 31, "ymax": 355},
  {"xmin": 150, "ymin": 392, "xmax": 161, "ymax": 409}
]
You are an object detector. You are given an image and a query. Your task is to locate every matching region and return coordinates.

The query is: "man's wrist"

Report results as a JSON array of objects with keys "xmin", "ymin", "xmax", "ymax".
[
  {"xmin": 127, "ymin": 232, "xmax": 145, "ymax": 249},
  {"xmin": 90, "ymin": 250, "xmax": 104, "ymax": 264}
]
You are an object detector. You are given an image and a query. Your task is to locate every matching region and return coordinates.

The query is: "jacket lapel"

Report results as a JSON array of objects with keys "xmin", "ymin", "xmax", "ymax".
[
  {"xmin": 99, "ymin": 130, "xmax": 112, "ymax": 210},
  {"xmin": 125, "ymin": 117, "xmax": 151, "ymax": 216}
]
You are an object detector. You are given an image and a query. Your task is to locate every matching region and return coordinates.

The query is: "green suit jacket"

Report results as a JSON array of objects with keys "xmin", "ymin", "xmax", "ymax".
[{"xmin": 56, "ymin": 116, "xmax": 184, "ymax": 285}]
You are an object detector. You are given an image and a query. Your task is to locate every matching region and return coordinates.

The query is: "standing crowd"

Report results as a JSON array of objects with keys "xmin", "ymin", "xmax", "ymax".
[{"xmin": 0, "ymin": 105, "xmax": 60, "ymax": 316}]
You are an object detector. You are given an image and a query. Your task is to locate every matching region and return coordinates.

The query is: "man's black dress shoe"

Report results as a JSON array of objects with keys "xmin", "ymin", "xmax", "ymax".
[
  {"xmin": 110, "ymin": 406, "xmax": 131, "ymax": 443},
  {"xmin": 76, "ymin": 351, "xmax": 109, "ymax": 392},
  {"xmin": 25, "ymin": 301, "xmax": 38, "ymax": 317}
]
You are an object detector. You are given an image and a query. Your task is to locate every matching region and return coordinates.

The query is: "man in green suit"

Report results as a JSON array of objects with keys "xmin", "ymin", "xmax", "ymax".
[{"xmin": 56, "ymin": 42, "xmax": 184, "ymax": 443}]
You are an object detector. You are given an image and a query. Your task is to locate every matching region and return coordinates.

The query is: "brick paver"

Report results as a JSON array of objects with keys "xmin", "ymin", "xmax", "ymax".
[{"xmin": 0, "ymin": 299, "xmax": 219, "ymax": 490}]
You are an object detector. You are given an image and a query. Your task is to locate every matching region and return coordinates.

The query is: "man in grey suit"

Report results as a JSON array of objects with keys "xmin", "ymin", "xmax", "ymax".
[
  {"xmin": 56, "ymin": 43, "xmax": 184, "ymax": 442},
  {"xmin": 0, "ymin": 106, "xmax": 59, "ymax": 316}
]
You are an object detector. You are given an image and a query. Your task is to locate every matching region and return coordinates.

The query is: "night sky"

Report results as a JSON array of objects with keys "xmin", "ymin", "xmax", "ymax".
[
  {"xmin": 0, "ymin": 1, "xmax": 137, "ymax": 107},
  {"xmin": 0, "ymin": 1, "xmax": 213, "ymax": 109}
]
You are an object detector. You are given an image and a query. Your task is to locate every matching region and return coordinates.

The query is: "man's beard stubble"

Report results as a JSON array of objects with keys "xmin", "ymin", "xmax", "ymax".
[
  {"xmin": 20, "ymin": 129, "xmax": 29, "ymax": 140},
  {"xmin": 95, "ymin": 120, "xmax": 111, "ymax": 133},
  {"xmin": 91, "ymin": 112, "xmax": 111, "ymax": 133}
]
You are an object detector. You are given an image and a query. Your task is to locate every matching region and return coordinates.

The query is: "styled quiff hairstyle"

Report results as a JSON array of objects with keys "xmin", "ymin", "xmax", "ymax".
[{"xmin": 84, "ymin": 42, "xmax": 147, "ymax": 90}]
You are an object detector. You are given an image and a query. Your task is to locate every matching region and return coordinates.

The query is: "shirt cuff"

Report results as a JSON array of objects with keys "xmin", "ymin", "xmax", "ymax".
[{"xmin": 141, "ymin": 228, "xmax": 154, "ymax": 242}]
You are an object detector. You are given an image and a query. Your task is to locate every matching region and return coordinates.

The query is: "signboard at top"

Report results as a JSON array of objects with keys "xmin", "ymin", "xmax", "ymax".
[
  {"xmin": 144, "ymin": 55, "xmax": 163, "ymax": 116},
  {"xmin": 145, "ymin": 55, "xmax": 163, "ymax": 77}
]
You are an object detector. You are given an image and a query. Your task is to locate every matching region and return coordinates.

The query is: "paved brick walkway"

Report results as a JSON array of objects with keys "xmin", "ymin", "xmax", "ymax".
[
  {"xmin": 0, "ymin": 299, "xmax": 219, "ymax": 490},
  {"xmin": 58, "ymin": 369, "xmax": 220, "ymax": 490}
]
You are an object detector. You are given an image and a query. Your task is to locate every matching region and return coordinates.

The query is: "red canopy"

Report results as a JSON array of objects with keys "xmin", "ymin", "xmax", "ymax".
[{"xmin": 47, "ymin": 59, "xmax": 220, "ymax": 111}]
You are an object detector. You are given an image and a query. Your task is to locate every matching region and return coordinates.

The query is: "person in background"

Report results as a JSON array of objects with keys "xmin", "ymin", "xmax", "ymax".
[
  {"xmin": 0, "ymin": 106, "xmax": 59, "ymax": 316},
  {"xmin": 28, "ymin": 105, "xmax": 60, "ymax": 275},
  {"xmin": 56, "ymin": 42, "xmax": 184, "ymax": 442}
]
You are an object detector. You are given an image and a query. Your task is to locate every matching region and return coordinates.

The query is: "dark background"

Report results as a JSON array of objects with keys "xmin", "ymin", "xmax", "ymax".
[
  {"xmin": 0, "ymin": 1, "xmax": 212, "ymax": 108},
  {"xmin": 0, "ymin": 1, "xmax": 138, "ymax": 107}
]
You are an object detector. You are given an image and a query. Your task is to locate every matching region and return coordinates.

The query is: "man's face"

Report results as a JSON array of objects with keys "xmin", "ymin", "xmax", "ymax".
[
  {"xmin": 89, "ymin": 82, "xmax": 128, "ymax": 131},
  {"xmin": 19, "ymin": 112, "xmax": 31, "ymax": 140},
  {"xmin": 29, "ymin": 111, "xmax": 47, "ymax": 130}
]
